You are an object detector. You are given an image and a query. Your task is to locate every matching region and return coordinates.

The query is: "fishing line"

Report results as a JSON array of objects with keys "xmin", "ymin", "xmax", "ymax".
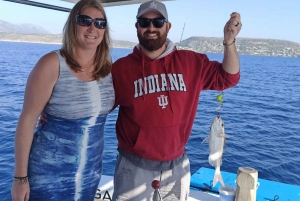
[
  {"xmin": 215, "ymin": 65, "xmax": 225, "ymax": 115},
  {"xmin": 216, "ymin": 15, "xmax": 237, "ymax": 114}
]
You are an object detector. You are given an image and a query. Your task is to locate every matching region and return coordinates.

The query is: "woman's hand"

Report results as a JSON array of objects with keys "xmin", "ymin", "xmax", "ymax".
[
  {"xmin": 38, "ymin": 112, "xmax": 48, "ymax": 126},
  {"xmin": 11, "ymin": 180, "xmax": 30, "ymax": 201}
]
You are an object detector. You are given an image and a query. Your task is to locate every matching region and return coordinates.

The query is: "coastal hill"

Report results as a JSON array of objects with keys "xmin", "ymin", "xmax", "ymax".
[
  {"xmin": 0, "ymin": 19, "xmax": 299, "ymax": 57},
  {"xmin": 177, "ymin": 37, "xmax": 300, "ymax": 58}
]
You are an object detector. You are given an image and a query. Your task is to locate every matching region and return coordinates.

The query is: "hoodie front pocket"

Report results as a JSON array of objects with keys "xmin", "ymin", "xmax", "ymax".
[{"xmin": 133, "ymin": 123, "xmax": 187, "ymax": 161}]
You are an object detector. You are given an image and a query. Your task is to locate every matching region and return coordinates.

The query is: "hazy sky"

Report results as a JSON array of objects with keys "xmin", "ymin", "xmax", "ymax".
[{"xmin": 0, "ymin": 0, "xmax": 299, "ymax": 44}]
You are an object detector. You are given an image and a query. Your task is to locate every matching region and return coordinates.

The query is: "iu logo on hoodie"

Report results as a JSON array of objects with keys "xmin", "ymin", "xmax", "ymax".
[{"xmin": 157, "ymin": 95, "xmax": 168, "ymax": 109}]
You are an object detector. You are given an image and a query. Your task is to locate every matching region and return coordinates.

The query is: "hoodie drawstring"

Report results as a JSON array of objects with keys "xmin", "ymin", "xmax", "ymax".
[
  {"xmin": 142, "ymin": 54, "xmax": 146, "ymax": 100},
  {"xmin": 163, "ymin": 58, "xmax": 175, "ymax": 113}
]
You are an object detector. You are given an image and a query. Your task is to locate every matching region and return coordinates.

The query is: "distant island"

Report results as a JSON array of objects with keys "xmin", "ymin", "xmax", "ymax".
[
  {"xmin": 0, "ymin": 32, "xmax": 300, "ymax": 58},
  {"xmin": 1, "ymin": 19, "xmax": 299, "ymax": 57},
  {"xmin": 177, "ymin": 37, "xmax": 300, "ymax": 58}
]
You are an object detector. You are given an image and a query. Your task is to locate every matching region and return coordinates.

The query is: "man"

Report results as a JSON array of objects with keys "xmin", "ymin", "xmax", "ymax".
[{"xmin": 111, "ymin": 0, "xmax": 241, "ymax": 200}]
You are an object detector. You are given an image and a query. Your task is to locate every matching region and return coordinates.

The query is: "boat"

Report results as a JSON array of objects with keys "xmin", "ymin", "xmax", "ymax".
[
  {"xmin": 95, "ymin": 167, "xmax": 300, "ymax": 201},
  {"xmin": 3, "ymin": 1, "xmax": 300, "ymax": 201}
]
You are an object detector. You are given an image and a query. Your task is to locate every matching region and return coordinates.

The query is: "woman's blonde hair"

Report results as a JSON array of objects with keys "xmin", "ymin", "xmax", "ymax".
[{"xmin": 61, "ymin": 0, "xmax": 111, "ymax": 81}]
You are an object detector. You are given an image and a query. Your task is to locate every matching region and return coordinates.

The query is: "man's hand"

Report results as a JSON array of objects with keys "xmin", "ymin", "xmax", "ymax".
[{"xmin": 223, "ymin": 12, "xmax": 242, "ymax": 44}]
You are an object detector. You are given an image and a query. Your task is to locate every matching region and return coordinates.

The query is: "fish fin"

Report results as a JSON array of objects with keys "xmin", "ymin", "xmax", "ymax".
[
  {"xmin": 201, "ymin": 136, "xmax": 209, "ymax": 144},
  {"xmin": 218, "ymin": 132, "xmax": 226, "ymax": 138},
  {"xmin": 218, "ymin": 134, "xmax": 226, "ymax": 138},
  {"xmin": 224, "ymin": 134, "xmax": 231, "ymax": 138},
  {"xmin": 213, "ymin": 167, "xmax": 225, "ymax": 187},
  {"xmin": 208, "ymin": 155, "xmax": 213, "ymax": 166}
]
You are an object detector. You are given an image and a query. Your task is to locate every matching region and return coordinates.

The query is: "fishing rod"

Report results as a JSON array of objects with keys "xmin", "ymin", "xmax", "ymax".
[{"xmin": 179, "ymin": 22, "xmax": 185, "ymax": 44}]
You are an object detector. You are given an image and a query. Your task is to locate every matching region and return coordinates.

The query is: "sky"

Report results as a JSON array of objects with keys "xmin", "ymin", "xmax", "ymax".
[{"xmin": 0, "ymin": 0, "xmax": 299, "ymax": 44}]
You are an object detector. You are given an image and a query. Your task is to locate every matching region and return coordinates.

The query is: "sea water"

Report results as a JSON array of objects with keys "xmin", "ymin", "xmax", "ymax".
[{"xmin": 0, "ymin": 41, "xmax": 299, "ymax": 200}]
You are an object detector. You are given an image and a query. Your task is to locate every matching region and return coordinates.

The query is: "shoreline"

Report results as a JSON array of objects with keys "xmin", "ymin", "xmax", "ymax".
[
  {"xmin": 0, "ymin": 39, "xmax": 134, "ymax": 49},
  {"xmin": 1, "ymin": 39, "xmax": 299, "ymax": 58},
  {"xmin": 0, "ymin": 39, "xmax": 62, "ymax": 45}
]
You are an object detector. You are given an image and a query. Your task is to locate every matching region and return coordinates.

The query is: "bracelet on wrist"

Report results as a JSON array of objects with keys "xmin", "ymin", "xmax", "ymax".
[
  {"xmin": 223, "ymin": 38, "xmax": 236, "ymax": 47},
  {"xmin": 14, "ymin": 176, "xmax": 28, "ymax": 184}
]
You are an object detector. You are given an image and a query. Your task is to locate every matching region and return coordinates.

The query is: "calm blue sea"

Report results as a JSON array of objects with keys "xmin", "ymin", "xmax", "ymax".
[{"xmin": 0, "ymin": 41, "xmax": 299, "ymax": 200}]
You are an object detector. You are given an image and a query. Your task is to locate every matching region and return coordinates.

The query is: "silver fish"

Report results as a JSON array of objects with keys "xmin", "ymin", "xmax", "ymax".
[{"xmin": 202, "ymin": 116, "xmax": 226, "ymax": 187}]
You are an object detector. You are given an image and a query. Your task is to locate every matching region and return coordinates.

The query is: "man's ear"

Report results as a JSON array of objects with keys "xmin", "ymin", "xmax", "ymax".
[
  {"xmin": 166, "ymin": 22, "xmax": 171, "ymax": 33},
  {"xmin": 135, "ymin": 22, "xmax": 138, "ymax": 29},
  {"xmin": 167, "ymin": 22, "xmax": 172, "ymax": 31}
]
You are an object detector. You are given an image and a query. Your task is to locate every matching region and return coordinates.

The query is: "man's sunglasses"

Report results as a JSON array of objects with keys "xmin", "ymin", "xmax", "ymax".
[
  {"xmin": 137, "ymin": 18, "xmax": 167, "ymax": 28},
  {"xmin": 76, "ymin": 15, "xmax": 107, "ymax": 29}
]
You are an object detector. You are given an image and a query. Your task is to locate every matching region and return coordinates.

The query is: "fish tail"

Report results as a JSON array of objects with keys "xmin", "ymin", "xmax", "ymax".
[{"xmin": 213, "ymin": 167, "xmax": 225, "ymax": 187}]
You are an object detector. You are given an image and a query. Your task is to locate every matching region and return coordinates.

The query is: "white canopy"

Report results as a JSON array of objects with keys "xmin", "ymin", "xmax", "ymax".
[
  {"xmin": 62, "ymin": 0, "xmax": 172, "ymax": 7},
  {"xmin": 3, "ymin": 0, "xmax": 173, "ymax": 12}
]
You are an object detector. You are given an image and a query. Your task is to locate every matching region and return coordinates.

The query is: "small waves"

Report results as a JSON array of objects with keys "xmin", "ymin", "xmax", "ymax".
[{"xmin": 1, "ymin": 42, "xmax": 300, "ymax": 200}]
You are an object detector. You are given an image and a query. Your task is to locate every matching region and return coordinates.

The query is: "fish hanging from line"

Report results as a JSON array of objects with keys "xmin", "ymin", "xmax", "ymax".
[{"xmin": 202, "ymin": 115, "xmax": 226, "ymax": 187}]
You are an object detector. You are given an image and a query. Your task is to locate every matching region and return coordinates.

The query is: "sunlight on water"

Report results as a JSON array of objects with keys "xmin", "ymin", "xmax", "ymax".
[{"xmin": 0, "ymin": 41, "xmax": 300, "ymax": 200}]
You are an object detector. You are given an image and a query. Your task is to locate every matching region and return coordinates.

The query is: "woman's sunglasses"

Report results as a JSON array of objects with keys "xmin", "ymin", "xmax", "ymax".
[
  {"xmin": 76, "ymin": 15, "xmax": 107, "ymax": 29},
  {"xmin": 137, "ymin": 18, "xmax": 167, "ymax": 28}
]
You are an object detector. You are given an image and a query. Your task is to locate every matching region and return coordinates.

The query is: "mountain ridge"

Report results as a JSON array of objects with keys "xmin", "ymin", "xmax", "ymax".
[
  {"xmin": 176, "ymin": 37, "xmax": 300, "ymax": 57},
  {"xmin": 0, "ymin": 20, "xmax": 51, "ymax": 35},
  {"xmin": 1, "ymin": 20, "xmax": 299, "ymax": 57}
]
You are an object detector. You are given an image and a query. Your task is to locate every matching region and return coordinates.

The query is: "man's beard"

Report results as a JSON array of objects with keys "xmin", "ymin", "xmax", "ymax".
[{"xmin": 137, "ymin": 30, "xmax": 167, "ymax": 52}]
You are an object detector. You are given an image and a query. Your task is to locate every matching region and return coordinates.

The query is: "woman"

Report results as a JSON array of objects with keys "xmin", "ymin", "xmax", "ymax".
[{"xmin": 10, "ymin": 0, "xmax": 114, "ymax": 200}]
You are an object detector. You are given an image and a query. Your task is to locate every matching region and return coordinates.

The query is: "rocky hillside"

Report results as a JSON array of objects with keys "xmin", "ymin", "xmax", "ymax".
[
  {"xmin": 111, "ymin": 40, "xmax": 137, "ymax": 49},
  {"xmin": 177, "ymin": 37, "xmax": 300, "ymax": 57}
]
